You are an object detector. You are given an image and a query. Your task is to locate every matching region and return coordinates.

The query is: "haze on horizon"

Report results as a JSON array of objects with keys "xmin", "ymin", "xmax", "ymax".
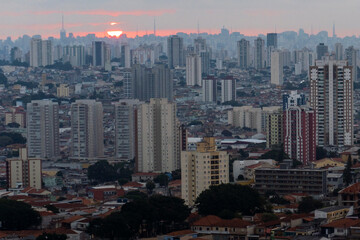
[{"xmin": 2, "ymin": 0, "xmax": 360, "ymax": 39}]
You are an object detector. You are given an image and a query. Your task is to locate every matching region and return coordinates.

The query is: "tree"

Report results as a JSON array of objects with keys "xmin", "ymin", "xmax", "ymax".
[
  {"xmin": 0, "ymin": 199, "xmax": 41, "ymax": 230},
  {"xmin": 260, "ymin": 149, "xmax": 289, "ymax": 162},
  {"xmin": 344, "ymin": 156, "xmax": 353, "ymax": 186},
  {"xmin": 0, "ymin": 73, "xmax": 8, "ymax": 86},
  {"xmin": 298, "ymin": 196, "xmax": 323, "ymax": 213},
  {"xmin": 196, "ymin": 184, "xmax": 265, "ymax": 217},
  {"xmin": 316, "ymin": 147, "xmax": 328, "ymax": 160},
  {"xmin": 87, "ymin": 160, "xmax": 118, "ymax": 183},
  {"xmin": 0, "ymin": 136, "xmax": 13, "ymax": 147},
  {"xmin": 146, "ymin": 181, "xmax": 155, "ymax": 194},
  {"xmin": 36, "ymin": 233, "xmax": 67, "ymax": 240},
  {"xmin": 7, "ymin": 122, "xmax": 20, "ymax": 128},
  {"xmin": 261, "ymin": 213, "xmax": 279, "ymax": 222},
  {"xmin": 45, "ymin": 204, "xmax": 59, "ymax": 213},
  {"xmin": 154, "ymin": 174, "xmax": 169, "ymax": 187}
]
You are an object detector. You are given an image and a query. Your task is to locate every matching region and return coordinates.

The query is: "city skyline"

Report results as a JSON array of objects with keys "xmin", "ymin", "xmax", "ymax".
[{"xmin": 3, "ymin": 0, "xmax": 360, "ymax": 39}]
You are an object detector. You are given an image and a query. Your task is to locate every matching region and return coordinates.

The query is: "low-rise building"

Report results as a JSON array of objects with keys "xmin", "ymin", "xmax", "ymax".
[{"xmin": 315, "ymin": 206, "xmax": 352, "ymax": 223}]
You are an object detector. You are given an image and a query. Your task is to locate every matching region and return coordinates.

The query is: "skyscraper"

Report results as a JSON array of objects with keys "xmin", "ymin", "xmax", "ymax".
[
  {"xmin": 131, "ymin": 64, "xmax": 173, "ymax": 101},
  {"xmin": 254, "ymin": 38, "xmax": 265, "ymax": 69},
  {"xmin": 186, "ymin": 53, "xmax": 202, "ymax": 86},
  {"xmin": 136, "ymin": 98, "xmax": 180, "ymax": 172},
  {"xmin": 114, "ymin": 100, "xmax": 142, "ymax": 160},
  {"xmin": 283, "ymin": 90, "xmax": 306, "ymax": 110},
  {"xmin": 316, "ymin": 43, "xmax": 329, "ymax": 60},
  {"xmin": 270, "ymin": 50, "xmax": 283, "ymax": 85},
  {"xmin": 237, "ymin": 39, "xmax": 250, "ymax": 69},
  {"xmin": 220, "ymin": 76, "xmax": 236, "ymax": 103},
  {"xmin": 202, "ymin": 76, "xmax": 217, "ymax": 102},
  {"xmin": 27, "ymin": 100, "xmax": 59, "ymax": 159},
  {"xmin": 121, "ymin": 44, "xmax": 131, "ymax": 68},
  {"xmin": 266, "ymin": 110, "xmax": 283, "ymax": 149},
  {"xmin": 345, "ymin": 46, "xmax": 357, "ymax": 82},
  {"xmin": 200, "ymin": 51, "xmax": 210, "ymax": 75},
  {"xmin": 181, "ymin": 137, "xmax": 229, "ymax": 206},
  {"xmin": 60, "ymin": 15, "xmax": 66, "ymax": 42},
  {"xmin": 335, "ymin": 43, "xmax": 344, "ymax": 60},
  {"xmin": 267, "ymin": 33, "xmax": 278, "ymax": 48},
  {"xmin": 284, "ymin": 106, "xmax": 316, "ymax": 165},
  {"xmin": 71, "ymin": 100, "xmax": 104, "ymax": 159},
  {"xmin": 41, "ymin": 40, "xmax": 53, "ymax": 66},
  {"xmin": 167, "ymin": 35, "xmax": 184, "ymax": 68},
  {"xmin": 92, "ymin": 41, "xmax": 110, "ymax": 69},
  {"xmin": 310, "ymin": 57, "xmax": 353, "ymax": 148}
]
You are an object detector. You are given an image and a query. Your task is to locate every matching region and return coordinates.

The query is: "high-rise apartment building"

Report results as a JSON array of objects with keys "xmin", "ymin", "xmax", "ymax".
[
  {"xmin": 254, "ymin": 38, "xmax": 266, "ymax": 69},
  {"xmin": 131, "ymin": 64, "xmax": 173, "ymax": 101},
  {"xmin": 5, "ymin": 107, "xmax": 26, "ymax": 128},
  {"xmin": 114, "ymin": 100, "xmax": 142, "ymax": 160},
  {"xmin": 71, "ymin": 100, "xmax": 104, "ymax": 159},
  {"xmin": 200, "ymin": 51, "xmax": 210, "ymax": 75},
  {"xmin": 316, "ymin": 43, "xmax": 329, "ymax": 60},
  {"xmin": 237, "ymin": 39, "xmax": 250, "ymax": 69},
  {"xmin": 345, "ymin": 46, "xmax": 357, "ymax": 82},
  {"xmin": 310, "ymin": 57, "xmax": 353, "ymax": 149},
  {"xmin": 167, "ymin": 35, "xmax": 184, "ymax": 68},
  {"xmin": 181, "ymin": 137, "xmax": 229, "ymax": 206},
  {"xmin": 282, "ymin": 90, "xmax": 306, "ymax": 110},
  {"xmin": 266, "ymin": 110, "xmax": 283, "ymax": 149},
  {"xmin": 7, "ymin": 152, "xmax": 42, "ymax": 190},
  {"xmin": 202, "ymin": 76, "xmax": 217, "ymax": 102},
  {"xmin": 30, "ymin": 38, "xmax": 53, "ymax": 67},
  {"xmin": 271, "ymin": 50, "xmax": 283, "ymax": 85},
  {"xmin": 92, "ymin": 41, "xmax": 110, "ymax": 69},
  {"xmin": 284, "ymin": 106, "xmax": 316, "ymax": 165},
  {"xmin": 136, "ymin": 98, "xmax": 180, "ymax": 172},
  {"xmin": 27, "ymin": 100, "xmax": 59, "ymax": 159},
  {"xmin": 220, "ymin": 76, "xmax": 236, "ymax": 103},
  {"xmin": 186, "ymin": 53, "xmax": 202, "ymax": 86}
]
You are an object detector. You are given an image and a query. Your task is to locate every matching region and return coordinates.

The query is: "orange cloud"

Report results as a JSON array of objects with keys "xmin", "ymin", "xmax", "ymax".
[{"xmin": 30, "ymin": 9, "xmax": 175, "ymax": 17}]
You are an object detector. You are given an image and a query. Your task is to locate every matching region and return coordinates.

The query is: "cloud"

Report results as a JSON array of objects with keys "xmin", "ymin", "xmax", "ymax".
[{"xmin": 30, "ymin": 9, "xmax": 175, "ymax": 17}]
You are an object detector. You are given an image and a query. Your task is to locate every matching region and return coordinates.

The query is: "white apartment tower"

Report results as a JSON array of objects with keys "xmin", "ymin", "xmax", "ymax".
[
  {"xmin": 221, "ymin": 77, "xmax": 236, "ymax": 103},
  {"xmin": 310, "ymin": 57, "xmax": 353, "ymax": 149},
  {"xmin": 136, "ymin": 98, "xmax": 180, "ymax": 173},
  {"xmin": 27, "ymin": 100, "xmax": 59, "ymax": 159},
  {"xmin": 71, "ymin": 100, "xmax": 104, "ymax": 159},
  {"xmin": 114, "ymin": 100, "xmax": 142, "ymax": 160},
  {"xmin": 237, "ymin": 39, "xmax": 250, "ymax": 69},
  {"xmin": 186, "ymin": 53, "xmax": 202, "ymax": 86},
  {"xmin": 30, "ymin": 38, "xmax": 53, "ymax": 67}
]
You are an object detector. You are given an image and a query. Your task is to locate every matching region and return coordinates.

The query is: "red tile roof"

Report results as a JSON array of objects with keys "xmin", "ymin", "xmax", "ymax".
[
  {"xmin": 339, "ymin": 182, "xmax": 360, "ymax": 194},
  {"xmin": 122, "ymin": 182, "xmax": 143, "ymax": 188},
  {"xmin": 322, "ymin": 218, "xmax": 360, "ymax": 228},
  {"xmin": 166, "ymin": 229, "xmax": 196, "ymax": 236},
  {"xmin": 192, "ymin": 215, "xmax": 252, "ymax": 228}
]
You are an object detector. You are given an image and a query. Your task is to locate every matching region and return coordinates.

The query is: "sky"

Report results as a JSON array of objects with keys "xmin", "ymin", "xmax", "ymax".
[{"xmin": 1, "ymin": 0, "xmax": 360, "ymax": 39}]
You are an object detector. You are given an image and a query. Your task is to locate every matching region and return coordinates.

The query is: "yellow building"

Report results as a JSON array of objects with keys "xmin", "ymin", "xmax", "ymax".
[
  {"xmin": 181, "ymin": 137, "xmax": 229, "ymax": 206},
  {"xmin": 266, "ymin": 110, "xmax": 283, "ymax": 148},
  {"xmin": 311, "ymin": 158, "xmax": 345, "ymax": 169},
  {"xmin": 57, "ymin": 84, "xmax": 70, "ymax": 97},
  {"xmin": 315, "ymin": 206, "xmax": 352, "ymax": 223}
]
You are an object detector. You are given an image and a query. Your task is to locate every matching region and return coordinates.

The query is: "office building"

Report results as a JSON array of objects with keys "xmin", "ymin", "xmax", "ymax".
[
  {"xmin": 254, "ymin": 38, "xmax": 265, "ymax": 69},
  {"xmin": 267, "ymin": 33, "xmax": 278, "ymax": 49},
  {"xmin": 271, "ymin": 50, "xmax": 283, "ymax": 85},
  {"xmin": 200, "ymin": 51, "xmax": 210, "ymax": 75},
  {"xmin": 202, "ymin": 76, "xmax": 217, "ymax": 102},
  {"xmin": 92, "ymin": 41, "xmax": 111, "ymax": 69},
  {"xmin": 237, "ymin": 39, "xmax": 250, "ymax": 69},
  {"xmin": 335, "ymin": 43, "xmax": 344, "ymax": 60},
  {"xmin": 266, "ymin": 110, "xmax": 283, "ymax": 149},
  {"xmin": 181, "ymin": 137, "xmax": 229, "ymax": 206},
  {"xmin": 121, "ymin": 44, "xmax": 131, "ymax": 68},
  {"xmin": 114, "ymin": 100, "xmax": 142, "ymax": 160},
  {"xmin": 345, "ymin": 46, "xmax": 357, "ymax": 82},
  {"xmin": 131, "ymin": 64, "xmax": 173, "ymax": 101},
  {"xmin": 5, "ymin": 107, "xmax": 26, "ymax": 128},
  {"xmin": 316, "ymin": 43, "xmax": 329, "ymax": 60},
  {"xmin": 71, "ymin": 100, "xmax": 104, "ymax": 159},
  {"xmin": 255, "ymin": 168, "xmax": 327, "ymax": 195},
  {"xmin": 136, "ymin": 98, "xmax": 180, "ymax": 172},
  {"xmin": 310, "ymin": 57, "xmax": 353, "ymax": 148},
  {"xmin": 62, "ymin": 45, "xmax": 85, "ymax": 67},
  {"xmin": 194, "ymin": 37, "xmax": 207, "ymax": 54},
  {"xmin": 284, "ymin": 106, "xmax": 316, "ymax": 165},
  {"xmin": 7, "ymin": 150, "xmax": 42, "ymax": 189},
  {"xmin": 186, "ymin": 53, "xmax": 202, "ymax": 86},
  {"xmin": 167, "ymin": 35, "xmax": 184, "ymax": 68},
  {"xmin": 220, "ymin": 76, "xmax": 236, "ymax": 103},
  {"xmin": 27, "ymin": 100, "xmax": 59, "ymax": 159}
]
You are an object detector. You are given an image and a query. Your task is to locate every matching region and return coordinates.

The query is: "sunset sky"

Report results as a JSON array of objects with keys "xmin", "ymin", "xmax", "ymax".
[{"xmin": 2, "ymin": 0, "xmax": 360, "ymax": 39}]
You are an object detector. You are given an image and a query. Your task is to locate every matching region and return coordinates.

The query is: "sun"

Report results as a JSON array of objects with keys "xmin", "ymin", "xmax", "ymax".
[{"xmin": 107, "ymin": 30, "xmax": 123, "ymax": 38}]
